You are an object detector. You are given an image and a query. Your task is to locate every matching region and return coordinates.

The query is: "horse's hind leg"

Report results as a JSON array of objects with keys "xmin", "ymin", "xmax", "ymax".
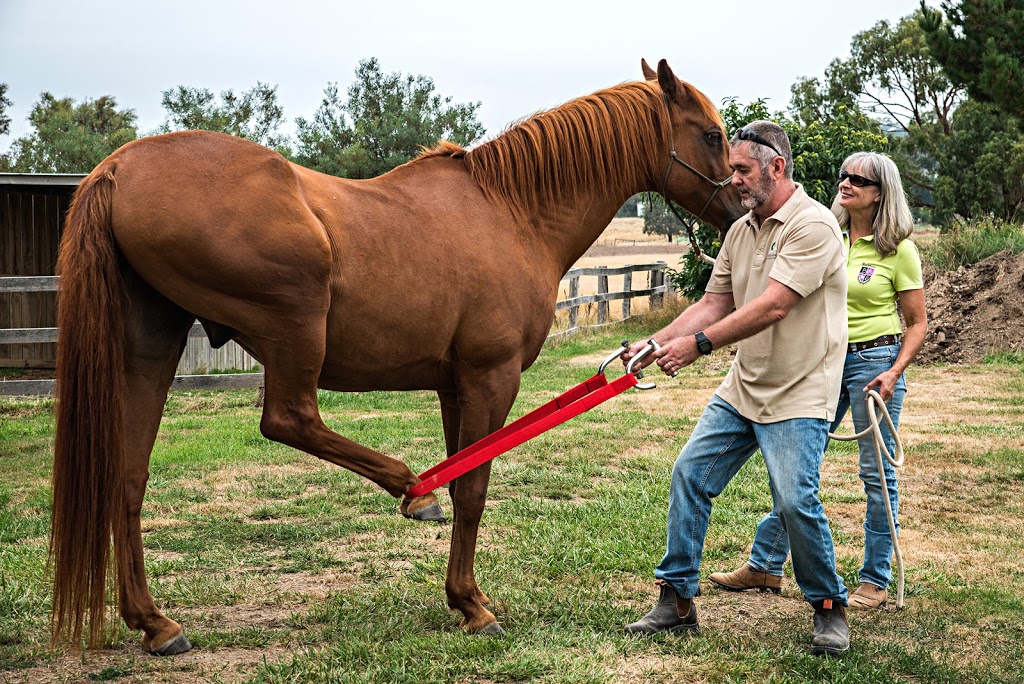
[
  {"xmin": 118, "ymin": 271, "xmax": 194, "ymax": 655},
  {"xmin": 445, "ymin": 362, "xmax": 521, "ymax": 633},
  {"xmin": 253, "ymin": 321, "xmax": 439, "ymax": 516}
]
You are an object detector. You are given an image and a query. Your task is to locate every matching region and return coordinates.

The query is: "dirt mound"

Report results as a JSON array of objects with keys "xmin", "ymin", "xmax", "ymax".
[{"xmin": 919, "ymin": 249, "xmax": 1024, "ymax": 364}]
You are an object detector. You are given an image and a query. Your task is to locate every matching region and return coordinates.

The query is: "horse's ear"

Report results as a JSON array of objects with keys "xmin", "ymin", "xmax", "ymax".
[
  {"xmin": 657, "ymin": 59, "xmax": 682, "ymax": 101},
  {"xmin": 641, "ymin": 58, "xmax": 657, "ymax": 81}
]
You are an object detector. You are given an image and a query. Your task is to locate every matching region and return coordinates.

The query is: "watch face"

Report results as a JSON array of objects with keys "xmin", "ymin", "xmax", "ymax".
[{"xmin": 696, "ymin": 333, "xmax": 712, "ymax": 354}]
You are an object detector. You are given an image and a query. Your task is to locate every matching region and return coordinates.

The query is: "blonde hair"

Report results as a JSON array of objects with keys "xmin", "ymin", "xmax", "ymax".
[{"xmin": 831, "ymin": 152, "xmax": 914, "ymax": 257}]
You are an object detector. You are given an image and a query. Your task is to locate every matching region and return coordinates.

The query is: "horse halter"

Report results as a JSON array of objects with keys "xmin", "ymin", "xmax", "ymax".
[{"xmin": 658, "ymin": 92, "xmax": 733, "ymax": 264}]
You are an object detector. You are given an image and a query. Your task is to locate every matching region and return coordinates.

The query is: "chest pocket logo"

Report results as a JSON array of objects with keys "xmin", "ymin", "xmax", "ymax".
[
  {"xmin": 857, "ymin": 265, "xmax": 876, "ymax": 284},
  {"xmin": 767, "ymin": 240, "xmax": 778, "ymax": 260}
]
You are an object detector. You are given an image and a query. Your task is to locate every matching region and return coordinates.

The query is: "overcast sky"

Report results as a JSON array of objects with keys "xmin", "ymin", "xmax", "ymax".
[{"xmin": 2, "ymin": 0, "xmax": 933, "ymax": 148}]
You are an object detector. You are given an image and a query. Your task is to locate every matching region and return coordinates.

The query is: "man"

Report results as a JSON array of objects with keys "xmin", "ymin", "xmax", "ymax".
[{"xmin": 622, "ymin": 121, "xmax": 851, "ymax": 656}]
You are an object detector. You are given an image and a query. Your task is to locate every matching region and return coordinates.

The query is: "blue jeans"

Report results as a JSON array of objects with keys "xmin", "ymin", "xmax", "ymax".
[
  {"xmin": 655, "ymin": 395, "xmax": 848, "ymax": 605},
  {"xmin": 748, "ymin": 344, "xmax": 905, "ymax": 589}
]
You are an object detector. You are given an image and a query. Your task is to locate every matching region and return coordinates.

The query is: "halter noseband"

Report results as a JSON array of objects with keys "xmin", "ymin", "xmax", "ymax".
[{"xmin": 659, "ymin": 92, "xmax": 733, "ymax": 264}]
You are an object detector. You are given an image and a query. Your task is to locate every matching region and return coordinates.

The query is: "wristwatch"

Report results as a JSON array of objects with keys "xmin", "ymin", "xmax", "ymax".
[{"xmin": 694, "ymin": 331, "xmax": 713, "ymax": 355}]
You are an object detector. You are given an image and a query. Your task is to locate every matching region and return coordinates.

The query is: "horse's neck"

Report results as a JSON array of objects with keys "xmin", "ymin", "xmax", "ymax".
[{"xmin": 532, "ymin": 189, "xmax": 643, "ymax": 277}]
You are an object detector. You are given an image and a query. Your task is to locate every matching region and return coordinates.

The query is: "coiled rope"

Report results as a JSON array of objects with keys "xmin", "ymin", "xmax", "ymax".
[{"xmin": 828, "ymin": 390, "xmax": 905, "ymax": 609}]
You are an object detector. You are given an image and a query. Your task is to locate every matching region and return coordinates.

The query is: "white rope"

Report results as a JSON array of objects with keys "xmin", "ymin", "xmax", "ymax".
[{"xmin": 828, "ymin": 389, "xmax": 905, "ymax": 609}]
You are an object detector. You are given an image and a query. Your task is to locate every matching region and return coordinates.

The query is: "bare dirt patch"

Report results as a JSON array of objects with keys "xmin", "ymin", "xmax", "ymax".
[{"xmin": 919, "ymin": 250, "xmax": 1024, "ymax": 364}]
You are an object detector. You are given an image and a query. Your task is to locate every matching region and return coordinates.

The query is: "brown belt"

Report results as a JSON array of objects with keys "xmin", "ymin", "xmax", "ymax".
[{"xmin": 848, "ymin": 334, "xmax": 900, "ymax": 353}]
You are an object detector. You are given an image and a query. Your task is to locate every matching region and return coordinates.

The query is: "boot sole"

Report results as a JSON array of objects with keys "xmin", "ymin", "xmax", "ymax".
[
  {"xmin": 625, "ymin": 622, "xmax": 699, "ymax": 636},
  {"xmin": 811, "ymin": 643, "xmax": 850, "ymax": 657},
  {"xmin": 708, "ymin": 577, "xmax": 781, "ymax": 594}
]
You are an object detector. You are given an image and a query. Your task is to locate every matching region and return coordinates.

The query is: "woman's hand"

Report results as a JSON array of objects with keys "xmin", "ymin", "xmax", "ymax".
[{"xmin": 865, "ymin": 369, "xmax": 900, "ymax": 403}]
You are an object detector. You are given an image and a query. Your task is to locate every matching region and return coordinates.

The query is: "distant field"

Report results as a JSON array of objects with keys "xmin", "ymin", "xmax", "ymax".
[{"xmin": 554, "ymin": 218, "xmax": 692, "ymax": 331}]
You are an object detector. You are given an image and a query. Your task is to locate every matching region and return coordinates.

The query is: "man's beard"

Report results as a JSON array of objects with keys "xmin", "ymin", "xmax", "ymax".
[{"xmin": 741, "ymin": 171, "xmax": 777, "ymax": 210}]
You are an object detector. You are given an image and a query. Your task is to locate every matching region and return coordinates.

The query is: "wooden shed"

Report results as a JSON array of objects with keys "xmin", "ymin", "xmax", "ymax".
[
  {"xmin": 0, "ymin": 173, "xmax": 81, "ymax": 368},
  {"xmin": 0, "ymin": 173, "xmax": 257, "ymax": 374}
]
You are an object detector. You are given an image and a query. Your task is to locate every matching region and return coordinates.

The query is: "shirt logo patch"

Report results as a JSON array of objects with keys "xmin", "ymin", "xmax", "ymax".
[{"xmin": 857, "ymin": 266, "xmax": 876, "ymax": 284}]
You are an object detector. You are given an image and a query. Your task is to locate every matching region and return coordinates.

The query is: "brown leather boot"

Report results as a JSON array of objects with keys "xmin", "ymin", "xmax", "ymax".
[
  {"xmin": 848, "ymin": 582, "xmax": 887, "ymax": 609},
  {"xmin": 708, "ymin": 563, "xmax": 782, "ymax": 594}
]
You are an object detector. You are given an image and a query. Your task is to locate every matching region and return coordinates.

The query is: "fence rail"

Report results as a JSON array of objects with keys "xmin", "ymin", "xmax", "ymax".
[{"xmin": 1, "ymin": 263, "xmax": 671, "ymax": 396}]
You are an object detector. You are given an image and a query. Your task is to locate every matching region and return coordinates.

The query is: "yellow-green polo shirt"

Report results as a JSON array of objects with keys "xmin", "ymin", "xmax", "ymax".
[
  {"xmin": 707, "ymin": 185, "xmax": 848, "ymax": 423},
  {"xmin": 845, "ymin": 235, "xmax": 923, "ymax": 343}
]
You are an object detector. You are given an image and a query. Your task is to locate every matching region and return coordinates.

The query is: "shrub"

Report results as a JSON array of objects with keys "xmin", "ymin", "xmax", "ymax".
[
  {"xmin": 665, "ymin": 222, "xmax": 721, "ymax": 301},
  {"xmin": 921, "ymin": 216, "xmax": 1024, "ymax": 270}
]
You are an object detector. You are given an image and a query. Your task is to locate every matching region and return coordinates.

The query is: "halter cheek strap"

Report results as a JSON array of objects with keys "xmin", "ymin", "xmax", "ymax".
[{"xmin": 659, "ymin": 93, "xmax": 733, "ymax": 265}]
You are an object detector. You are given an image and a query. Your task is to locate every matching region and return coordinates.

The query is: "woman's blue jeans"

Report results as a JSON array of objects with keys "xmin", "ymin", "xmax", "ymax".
[
  {"xmin": 747, "ymin": 344, "xmax": 905, "ymax": 589},
  {"xmin": 654, "ymin": 395, "xmax": 848, "ymax": 605}
]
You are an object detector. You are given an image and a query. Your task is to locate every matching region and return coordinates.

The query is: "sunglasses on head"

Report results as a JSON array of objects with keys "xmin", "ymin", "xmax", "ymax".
[
  {"xmin": 735, "ymin": 127, "xmax": 783, "ymax": 157},
  {"xmin": 838, "ymin": 170, "xmax": 881, "ymax": 188}
]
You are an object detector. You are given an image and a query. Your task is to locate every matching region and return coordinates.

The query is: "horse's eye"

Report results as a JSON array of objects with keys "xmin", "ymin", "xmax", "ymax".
[{"xmin": 705, "ymin": 131, "xmax": 723, "ymax": 144}]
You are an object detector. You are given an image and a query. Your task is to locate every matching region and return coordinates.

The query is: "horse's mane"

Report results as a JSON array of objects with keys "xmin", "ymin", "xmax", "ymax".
[{"xmin": 418, "ymin": 80, "xmax": 721, "ymax": 219}]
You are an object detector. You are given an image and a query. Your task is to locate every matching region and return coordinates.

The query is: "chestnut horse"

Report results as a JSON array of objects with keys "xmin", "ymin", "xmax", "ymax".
[{"xmin": 50, "ymin": 59, "xmax": 743, "ymax": 653}]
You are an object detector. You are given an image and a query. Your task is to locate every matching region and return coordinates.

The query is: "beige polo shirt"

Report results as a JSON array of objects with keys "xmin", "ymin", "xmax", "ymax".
[{"xmin": 707, "ymin": 184, "xmax": 848, "ymax": 423}]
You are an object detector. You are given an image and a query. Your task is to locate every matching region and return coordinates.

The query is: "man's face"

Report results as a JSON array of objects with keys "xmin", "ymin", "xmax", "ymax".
[{"xmin": 729, "ymin": 142, "xmax": 776, "ymax": 211}]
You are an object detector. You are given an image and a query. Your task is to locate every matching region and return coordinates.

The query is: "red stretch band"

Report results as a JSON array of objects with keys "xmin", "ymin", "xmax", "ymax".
[{"xmin": 406, "ymin": 372, "xmax": 638, "ymax": 499}]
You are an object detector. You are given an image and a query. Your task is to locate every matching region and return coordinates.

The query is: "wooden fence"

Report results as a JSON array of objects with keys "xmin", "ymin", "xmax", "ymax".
[{"xmin": 0, "ymin": 262, "xmax": 671, "ymax": 396}]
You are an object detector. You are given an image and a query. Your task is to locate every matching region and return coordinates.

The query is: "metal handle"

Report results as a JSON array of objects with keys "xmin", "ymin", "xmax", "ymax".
[
  {"xmin": 626, "ymin": 338, "xmax": 661, "ymax": 390},
  {"xmin": 596, "ymin": 339, "xmax": 660, "ymax": 389},
  {"xmin": 598, "ymin": 340, "xmax": 632, "ymax": 375}
]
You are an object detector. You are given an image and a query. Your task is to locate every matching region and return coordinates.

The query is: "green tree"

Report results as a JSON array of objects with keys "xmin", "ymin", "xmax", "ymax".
[
  {"xmin": 156, "ymin": 82, "xmax": 289, "ymax": 152},
  {"xmin": 932, "ymin": 100, "xmax": 1024, "ymax": 223},
  {"xmin": 0, "ymin": 83, "xmax": 11, "ymax": 137},
  {"xmin": 788, "ymin": 10, "xmax": 962, "ymax": 214},
  {"xmin": 0, "ymin": 83, "xmax": 11, "ymax": 171},
  {"xmin": 642, "ymin": 200, "xmax": 684, "ymax": 242},
  {"xmin": 293, "ymin": 58, "xmax": 485, "ymax": 179},
  {"xmin": 616, "ymin": 194, "xmax": 640, "ymax": 217},
  {"xmin": 5, "ymin": 93, "xmax": 137, "ymax": 173},
  {"xmin": 920, "ymin": 0, "xmax": 1024, "ymax": 118},
  {"xmin": 834, "ymin": 11, "xmax": 961, "ymax": 135}
]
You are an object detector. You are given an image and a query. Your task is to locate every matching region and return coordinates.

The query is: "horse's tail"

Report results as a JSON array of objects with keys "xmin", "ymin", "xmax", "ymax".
[{"xmin": 50, "ymin": 160, "xmax": 128, "ymax": 649}]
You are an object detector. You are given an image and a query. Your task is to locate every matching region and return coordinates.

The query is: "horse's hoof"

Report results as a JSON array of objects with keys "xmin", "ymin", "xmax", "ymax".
[
  {"xmin": 151, "ymin": 632, "xmax": 192, "ymax": 656},
  {"xmin": 402, "ymin": 499, "xmax": 448, "ymax": 522},
  {"xmin": 410, "ymin": 500, "xmax": 447, "ymax": 522},
  {"xmin": 471, "ymin": 621, "xmax": 503, "ymax": 636}
]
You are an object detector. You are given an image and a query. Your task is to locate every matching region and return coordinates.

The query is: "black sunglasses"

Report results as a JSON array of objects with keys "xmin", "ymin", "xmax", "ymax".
[
  {"xmin": 838, "ymin": 170, "xmax": 881, "ymax": 188},
  {"xmin": 735, "ymin": 127, "xmax": 783, "ymax": 157}
]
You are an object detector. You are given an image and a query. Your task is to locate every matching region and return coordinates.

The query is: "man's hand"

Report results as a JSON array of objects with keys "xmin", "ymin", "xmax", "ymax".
[
  {"xmin": 620, "ymin": 339, "xmax": 656, "ymax": 370},
  {"xmin": 652, "ymin": 335, "xmax": 700, "ymax": 376}
]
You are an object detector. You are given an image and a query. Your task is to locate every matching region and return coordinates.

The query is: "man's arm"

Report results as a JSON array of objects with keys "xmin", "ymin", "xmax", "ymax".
[{"xmin": 649, "ymin": 279, "xmax": 802, "ymax": 376}]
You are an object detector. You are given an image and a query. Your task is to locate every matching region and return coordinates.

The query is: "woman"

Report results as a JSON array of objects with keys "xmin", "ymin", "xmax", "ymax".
[{"xmin": 707, "ymin": 151, "xmax": 928, "ymax": 609}]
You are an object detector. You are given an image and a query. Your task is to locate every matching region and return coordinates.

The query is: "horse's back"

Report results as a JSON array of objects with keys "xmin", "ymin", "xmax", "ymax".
[
  {"xmin": 105, "ymin": 131, "xmax": 334, "ymax": 331},
  {"xmin": 98, "ymin": 131, "xmax": 557, "ymax": 388}
]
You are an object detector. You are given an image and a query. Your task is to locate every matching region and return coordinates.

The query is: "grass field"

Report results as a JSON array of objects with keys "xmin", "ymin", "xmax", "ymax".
[{"xmin": 1, "ymin": 305, "xmax": 1023, "ymax": 683}]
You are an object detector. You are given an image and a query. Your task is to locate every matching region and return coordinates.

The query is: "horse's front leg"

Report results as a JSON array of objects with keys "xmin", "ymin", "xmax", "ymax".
[{"xmin": 445, "ymin": 364, "xmax": 521, "ymax": 634}]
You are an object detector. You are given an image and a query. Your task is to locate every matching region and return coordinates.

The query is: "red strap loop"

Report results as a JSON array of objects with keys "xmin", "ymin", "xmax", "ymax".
[{"xmin": 405, "ymin": 372, "xmax": 639, "ymax": 499}]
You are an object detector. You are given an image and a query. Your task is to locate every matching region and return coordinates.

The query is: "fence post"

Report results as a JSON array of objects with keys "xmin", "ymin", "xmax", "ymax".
[
  {"xmin": 597, "ymin": 269, "xmax": 608, "ymax": 325},
  {"xmin": 567, "ymin": 276, "xmax": 580, "ymax": 331},
  {"xmin": 651, "ymin": 266, "xmax": 665, "ymax": 309},
  {"xmin": 622, "ymin": 271, "xmax": 632, "ymax": 320}
]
